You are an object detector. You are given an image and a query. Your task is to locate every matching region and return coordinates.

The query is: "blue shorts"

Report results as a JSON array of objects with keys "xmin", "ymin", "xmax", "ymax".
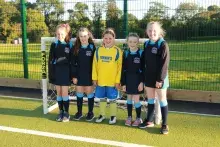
[{"xmin": 95, "ymin": 86, "xmax": 118, "ymax": 99}]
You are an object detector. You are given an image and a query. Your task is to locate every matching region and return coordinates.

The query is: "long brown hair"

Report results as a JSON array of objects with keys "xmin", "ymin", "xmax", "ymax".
[
  {"xmin": 56, "ymin": 23, "xmax": 72, "ymax": 43},
  {"xmin": 74, "ymin": 27, "xmax": 94, "ymax": 55}
]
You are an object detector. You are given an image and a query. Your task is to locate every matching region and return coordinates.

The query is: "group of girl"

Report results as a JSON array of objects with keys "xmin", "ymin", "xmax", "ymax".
[{"xmin": 48, "ymin": 21, "xmax": 170, "ymax": 135}]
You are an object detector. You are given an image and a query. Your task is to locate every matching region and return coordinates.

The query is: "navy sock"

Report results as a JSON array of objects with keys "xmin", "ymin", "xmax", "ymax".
[
  {"xmin": 88, "ymin": 97, "xmax": 94, "ymax": 113},
  {"xmin": 57, "ymin": 96, "xmax": 63, "ymax": 111},
  {"xmin": 87, "ymin": 93, "xmax": 94, "ymax": 113},
  {"xmin": 161, "ymin": 106, "xmax": 168, "ymax": 125},
  {"xmin": 147, "ymin": 104, "xmax": 155, "ymax": 122},
  {"xmin": 127, "ymin": 104, "xmax": 133, "ymax": 117},
  {"xmin": 76, "ymin": 93, "xmax": 84, "ymax": 114},
  {"xmin": 57, "ymin": 101, "xmax": 63, "ymax": 111},
  {"xmin": 62, "ymin": 96, "xmax": 69, "ymax": 113},
  {"xmin": 146, "ymin": 98, "xmax": 155, "ymax": 122},
  {"xmin": 136, "ymin": 106, "xmax": 141, "ymax": 118},
  {"xmin": 160, "ymin": 100, "xmax": 168, "ymax": 125},
  {"xmin": 77, "ymin": 97, "xmax": 83, "ymax": 114},
  {"xmin": 63, "ymin": 100, "xmax": 69, "ymax": 113},
  {"xmin": 135, "ymin": 102, "xmax": 142, "ymax": 118},
  {"xmin": 127, "ymin": 99, "xmax": 133, "ymax": 117}
]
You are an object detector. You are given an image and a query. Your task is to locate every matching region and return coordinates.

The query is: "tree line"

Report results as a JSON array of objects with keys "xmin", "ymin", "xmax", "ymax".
[{"xmin": 0, "ymin": 0, "xmax": 219, "ymax": 43}]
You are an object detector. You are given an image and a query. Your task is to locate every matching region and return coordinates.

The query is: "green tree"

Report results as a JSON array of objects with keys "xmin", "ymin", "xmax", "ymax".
[
  {"xmin": 36, "ymin": 0, "xmax": 64, "ymax": 35},
  {"xmin": 144, "ymin": 1, "xmax": 169, "ymax": 21},
  {"xmin": 207, "ymin": 5, "xmax": 220, "ymax": 12},
  {"xmin": 211, "ymin": 12, "xmax": 220, "ymax": 20},
  {"xmin": 26, "ymin": 9, "xmax": 49, "ymax": 42},
  {"xmin": 125, "ymin": 13, "xmax": 144, "ymax": 37},
  {"xmin": 186, "ymin": 4, "xmax": 220, "ymax": 38},
  {"xmin": 106, "ymin": 0, "xmax": 123, "ymax": 38},
  {"xmin": 127, "ymin": 13, "xmax": 138, "ymax": 31},
  {"xmin": 7, "ymin": 23, "xmax": 21, "ymax": 43},
  {"xmin": 210, "ymin": 12, "xmax": 220, "ymax": 36},
  {"xmin": 0, "ymin": 0, "xmax": 21, "ymax": 43},
  {"xmin": 26, "ymin": 2, "xmax": 38, "ymax": 9},
  {"xmin": 68, "ymin": 2, "xmax": 91, "ymax": 36},
  {"xmin": 91, "ymin": 3, "xmax": 105, "ymax": 38},
  {"xmin": 175, "ymin": 3, "xmax": 201, "ymax": 22},
  {"xmin": 139, "ymin": 1, "xmax": 170, "ymax": 38}
]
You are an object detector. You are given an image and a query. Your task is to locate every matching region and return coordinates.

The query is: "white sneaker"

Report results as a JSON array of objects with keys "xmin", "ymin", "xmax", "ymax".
[
  {"xmin": 62, "ymin": 112, "xmax": 70, "ymax": 123},
  {"xmin": 95, "ymin": 115, "xmax": 105, "ymax": 123},
  {"xmin": 109, "ymin": 116, "xmax": 116, "ymax": 125}
]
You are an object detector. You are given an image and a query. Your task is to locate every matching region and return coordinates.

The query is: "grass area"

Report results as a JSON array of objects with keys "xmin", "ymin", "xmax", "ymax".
[
  {"xmin": 0, "ymin": 40, "xmax": 220, "ymax": 91},
  {"xmin": 0, "ymin": 131, "xmax": 110, "ymax": 147},
  {"xmin": 0, "ymin": 97, "xmax": 220, "ymax": 147},
  {"xmin": 0, "ymin": 44, "xmax": 44, "ymax": 80}
]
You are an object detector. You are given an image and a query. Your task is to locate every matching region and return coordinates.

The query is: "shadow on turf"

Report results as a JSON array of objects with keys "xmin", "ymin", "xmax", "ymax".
[
  {"xmin": 144, "ymin": 127, "xmax": 161, "ymax": 134},
  {"xmin": 0, "ymin": 105, "xmax": 128, "ymax": 124},
  {"xmin": 114, "ymin": 119, "xmax": 161, "ymax": 134},
  {"xmin": 0, "ymin": 105, "xmax": 161, "ymax": 134},
  {"xmin": 69, "ymin": 115, "xmax": 161, "ymax": 134},
  {"xmin": 0, "ymin": 105, "xmax": 58, "ymax": 121}
]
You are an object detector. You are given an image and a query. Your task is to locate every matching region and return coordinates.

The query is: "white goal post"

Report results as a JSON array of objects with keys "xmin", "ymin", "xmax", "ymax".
[{"xmin": 41, "ymin": 37, "xmax": 161, "ymax": 124}]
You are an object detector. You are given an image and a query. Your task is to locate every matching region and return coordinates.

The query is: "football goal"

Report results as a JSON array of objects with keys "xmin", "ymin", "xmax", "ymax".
[{"xmin": 41, "ymin": 37, "xmax": 161, "ymax": 124}]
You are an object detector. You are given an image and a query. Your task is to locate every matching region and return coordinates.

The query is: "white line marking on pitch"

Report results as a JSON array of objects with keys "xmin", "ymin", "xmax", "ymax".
[{"xmin": 0, "ymin": 125, "xmax": 151, "ymax": 147}]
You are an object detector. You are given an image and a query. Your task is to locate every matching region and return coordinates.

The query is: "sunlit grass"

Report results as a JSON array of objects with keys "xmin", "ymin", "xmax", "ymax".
[{"xmin": 0, "ymin": 41, "xmax": 220, "ymax": 91}]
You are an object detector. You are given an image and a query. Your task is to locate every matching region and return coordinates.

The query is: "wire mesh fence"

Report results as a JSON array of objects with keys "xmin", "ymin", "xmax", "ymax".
[{"xmin": 0, "ymin": 0, "xmax": 220, "ymax": 91}]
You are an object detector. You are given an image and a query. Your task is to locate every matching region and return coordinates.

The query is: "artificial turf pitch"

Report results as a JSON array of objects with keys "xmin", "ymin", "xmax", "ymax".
[{"xmin": 0, "ymin": 97, "xmax": 220, "ymax": 147}]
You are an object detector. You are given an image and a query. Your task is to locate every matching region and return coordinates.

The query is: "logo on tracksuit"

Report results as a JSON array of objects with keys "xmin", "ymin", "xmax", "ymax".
[
  {"xmin": 151, "ymin": 47, "xmax": 158, "ymax": 54},
  {"xmin": 86, "ymin": 51, "xmax": 92, "ymax": 56},
  {"xmin": 133, "ymin": 57, "xmax": 140, "ymax": 63},
  {"xmin": 65, "ymin": 47, "xmax": 70, "ymax": 53}
]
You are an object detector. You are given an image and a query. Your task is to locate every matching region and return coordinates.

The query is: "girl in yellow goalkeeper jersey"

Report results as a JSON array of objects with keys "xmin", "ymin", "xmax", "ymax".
[{"xmin": 92, "ymin": 28, "xmax": 122, "ymax": 124}]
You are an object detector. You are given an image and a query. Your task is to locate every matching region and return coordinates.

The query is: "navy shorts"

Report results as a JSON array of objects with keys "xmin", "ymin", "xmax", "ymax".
[
  {"xmin": 54, "ymin": 65, "xmax": 71, "ymax": 86},
  {"xmin": 126, "ymin": 73, "xmax": 143, "ymax": 94},
  {"xmin": 77, "ymin": 73, "xmax": 93, "ymax": 86}
]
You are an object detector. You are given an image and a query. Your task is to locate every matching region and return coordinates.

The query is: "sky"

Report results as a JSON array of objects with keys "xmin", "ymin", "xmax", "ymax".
[{"xmin": 7, "ymin": 0, "xmax": 220, "ymax": 19}]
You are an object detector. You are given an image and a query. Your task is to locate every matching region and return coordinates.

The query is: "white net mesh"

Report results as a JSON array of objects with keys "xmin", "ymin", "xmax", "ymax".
[{"xmin": 41, "ymin": 37, "xmax": 161, "ymax": 124}]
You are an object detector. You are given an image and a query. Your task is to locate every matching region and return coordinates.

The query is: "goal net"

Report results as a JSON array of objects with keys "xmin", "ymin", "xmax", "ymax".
[{"xmin": 41, "ymin": 37, "xmax": 161, "ymax": 124}]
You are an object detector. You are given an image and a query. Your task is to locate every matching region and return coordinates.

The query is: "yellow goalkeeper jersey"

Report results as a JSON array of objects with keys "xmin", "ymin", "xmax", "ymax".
[{"xmin": 92, "ymin": 45, "xmax": 122, "ymax": 87}]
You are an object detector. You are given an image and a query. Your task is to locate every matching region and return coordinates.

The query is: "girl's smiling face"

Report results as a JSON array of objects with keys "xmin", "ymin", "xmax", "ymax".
[
  {"xmin": 79, "ymin": 31, "xmax": 89, "ymax": 45},
  {"xmin": 103, "ymin": 33, "xmax": 115, "ymax": 48},
  {"xmin": 147, "ymin": 23, "xmax": 160, "ymax": 42},
  {"xmin": 56, "ymin": 28, "xmax": 67, "ymax": 42},
  {"xmin": 127, "ymin": 36, "xmax": 139, "ymax": 51}
]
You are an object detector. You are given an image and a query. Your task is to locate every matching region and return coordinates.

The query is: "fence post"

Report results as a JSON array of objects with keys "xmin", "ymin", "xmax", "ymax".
[
  {"xmin": 123, "ymin": 0, "xmax": 128, "ymax": 38},
  {"xmin": 20, "ymin": 0, "xmax": 29, "ymax": 79}
]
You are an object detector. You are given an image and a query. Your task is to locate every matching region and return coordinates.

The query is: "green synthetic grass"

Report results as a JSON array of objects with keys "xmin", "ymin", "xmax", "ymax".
[
  {"xmin": 0, "ymin": 44, "xmax": 44, "ymax": 80},
  {"xmin": 0, "ymin": 97, "xmax": 220, "ymax": 147},
  {"xmin": 0, "ymin": 40, "xmax": 220, "ymax": 91},
  {"xmin": 0, "ymin": 131, "xmax": 110, "ymax": 147}
]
